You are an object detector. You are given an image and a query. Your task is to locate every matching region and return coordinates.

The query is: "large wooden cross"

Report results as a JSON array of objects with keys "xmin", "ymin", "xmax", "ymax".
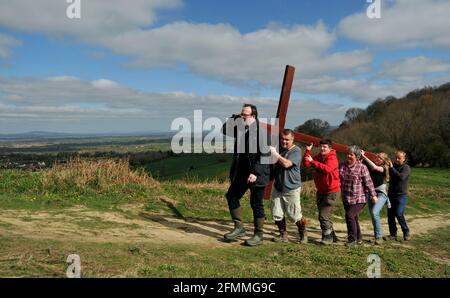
[{"xmin": 261, "ymin": 65, "xmax": 378, "ymax": 199}]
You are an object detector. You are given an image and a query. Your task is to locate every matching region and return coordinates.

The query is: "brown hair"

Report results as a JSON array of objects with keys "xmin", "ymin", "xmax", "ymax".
[
  {"xmin": 282, "ymin": 129, "xmax": 295, "ymax": 137},
  {"xmin": 242, "ymin": 103, "xmax": 258, "ymax": 118},
  {"xmin": 319, "ymin": 138, "xmax": 332, "ymax": 146}
]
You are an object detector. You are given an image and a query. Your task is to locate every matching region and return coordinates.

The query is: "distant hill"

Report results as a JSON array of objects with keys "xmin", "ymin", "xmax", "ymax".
[
  {"xmin": 331, "ymin": 82, "xmax": 450, "ymax": 167},
  {"xmin": 0, "ymin": 131, "xmax": 174, "ymax": 141}
]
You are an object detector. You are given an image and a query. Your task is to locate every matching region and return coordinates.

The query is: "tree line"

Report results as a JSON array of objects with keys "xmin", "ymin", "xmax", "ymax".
[{"xmin": 295, "ymin": 83, "xmax": 450, "ymax": 167}]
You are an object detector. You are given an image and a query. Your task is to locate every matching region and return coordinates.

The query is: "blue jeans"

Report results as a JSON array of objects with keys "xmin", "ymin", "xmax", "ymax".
[
  {"xmin": 388, "ymin": 194, "xmax": 410, "ymax": 236},
  {"xmin": 368, "ymin": 192, "xmax": 388, "ymax": 239}
]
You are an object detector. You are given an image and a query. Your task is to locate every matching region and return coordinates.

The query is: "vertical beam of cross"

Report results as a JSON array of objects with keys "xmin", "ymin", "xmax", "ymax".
[
  {"xmin": 262, "ymin": 65, "xmax": 295, "ymax": 199},
  {"xmin": 276, "ymin": 65, "xmax": 296, "ymax": 130}
]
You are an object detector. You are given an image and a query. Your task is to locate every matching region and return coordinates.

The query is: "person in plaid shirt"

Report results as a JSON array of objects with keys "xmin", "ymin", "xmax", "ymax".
[{"xmin": 339, "ymin": 145, "xmax": 377, "ymax": 247}]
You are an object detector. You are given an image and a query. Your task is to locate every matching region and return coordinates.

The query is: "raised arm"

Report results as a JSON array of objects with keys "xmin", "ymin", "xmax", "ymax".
[
  {"xmin": 274, "ymin": 152, "xmax": 293, "ymax": 168},
  {"xmin": 303, "ymin": 143, "xmax": 313, "ymax": 168},
  {"xmin": 221, "ymin": 114, "xmax": 240, "ymax": 138},
  {"xmin": 390, "ymin": 163, "xmax": 411, "ymax": 180},
  {"xmin": 361, "ymin": 150, "xmax": 384, "ymax": 173}
]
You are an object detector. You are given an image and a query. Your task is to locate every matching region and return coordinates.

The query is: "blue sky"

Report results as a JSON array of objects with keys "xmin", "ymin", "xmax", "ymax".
[{"xmin": 0, "ymin": 0, "xmax": 449, "ymax": 133}]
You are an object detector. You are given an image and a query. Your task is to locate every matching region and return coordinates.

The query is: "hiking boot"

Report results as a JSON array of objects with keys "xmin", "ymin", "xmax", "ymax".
[
  {"xmin": 374, "ymin": 238, "xmax": 383, "ymax": 246},
  {"xmin": 224, "ymin": 208, "xmax": 246, "ymax": 242},
  {"xmin": 403, "ymin": 232, "xmax": 411, "ymax": 241},
  {"xmin": 272, "ymin": 231, "xmax": 288, "ymax": 243},
  {"xmin": 383, "ymin": 235, "xmax": 397, "ymax": 241},
  {"xmin": 321, "ymin": 232, "xmax": 333, "ymax": 245},
  {"xmin": 331, "ymin": 230, "xmax": 338, "ymax": 243},
  {"xmin": 245, "ymin": 218, "xmax": 264, "ymax": 246},
  {"xmin": 345, "ymin": 241, "xmax": 357, "ymax": 247},
  {"xmin": 295, "ymin": 217, "xmax": 308, "ymax": 244},
  {"xmin": 273, "ymin": 219, "xmax": 288, "ymax": 243}
]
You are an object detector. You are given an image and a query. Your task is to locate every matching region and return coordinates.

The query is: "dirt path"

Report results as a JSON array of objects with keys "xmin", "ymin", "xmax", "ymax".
[{"xmin": 0, "ymin": 205, "xmax": 449, "ymax": 248}]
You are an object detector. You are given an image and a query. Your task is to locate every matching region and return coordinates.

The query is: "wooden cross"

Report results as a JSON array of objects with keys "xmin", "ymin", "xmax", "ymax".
[{"xmin": 261, "ymin": 65, "xmax": 378, "ymax": 199}]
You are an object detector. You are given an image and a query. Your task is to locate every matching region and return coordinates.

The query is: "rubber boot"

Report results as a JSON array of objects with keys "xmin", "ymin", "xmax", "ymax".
[
  {"xmin": 331, "ymin": 230, "xmax": 338, "ymax": 243},
  {"xmin": 224, "ymin": 207, "xmax": 246, "ymax": 242},
  {"xmin": 295, "ymin": 217, "xmax": 308, "ymax": 244},
  {"xmin": 321, "ymin": 229, "xmax": 333, "ymax": 245},
  {"xmin": 273, "ymin": 218, "xmax": 288, "ymax": 243},
  {"xmin": 245, "ymin": 218, "xmax": 264, "ymax": 246}
]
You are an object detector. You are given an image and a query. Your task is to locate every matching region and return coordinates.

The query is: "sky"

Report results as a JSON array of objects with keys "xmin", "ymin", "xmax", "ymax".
[{"xmin": 0, "ymin": 0, "xmax": 449, "ymax": 134}]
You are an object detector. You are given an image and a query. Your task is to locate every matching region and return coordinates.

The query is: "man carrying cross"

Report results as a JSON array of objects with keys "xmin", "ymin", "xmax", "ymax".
[
  {"xmin": 221, "ymin": 103, "xmax": 271, "ymax": 246},
  {"xmin": 269, "ymin": 129, "xmax": 308, "ymax": 244},
  {"xmin": 303, "ymin": 139, "xmax": 341, "ymax": 245}
]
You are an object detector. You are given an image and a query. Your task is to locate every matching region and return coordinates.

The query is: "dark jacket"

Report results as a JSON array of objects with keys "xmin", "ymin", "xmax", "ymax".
[
  {"xmin": 388, "ymin": 163, "xmax": 411, "ymax": 197},
  {"xmin": 221, "ymin": 116, "xmax": 271, "ymax": 188}
]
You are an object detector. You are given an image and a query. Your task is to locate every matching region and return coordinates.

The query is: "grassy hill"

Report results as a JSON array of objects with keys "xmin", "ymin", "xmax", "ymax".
[
  {"xmin": 0, "ymin": 159, "xmax": 449, "ymax": 277},
  {"xmin": 144, "ymin": 153, "xmax": 231, "ymax": 182}
]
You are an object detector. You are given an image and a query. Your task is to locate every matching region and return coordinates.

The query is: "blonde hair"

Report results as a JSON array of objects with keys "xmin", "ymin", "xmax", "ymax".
[{"xmin": 376, "ymin": 152, "xmax": 391, "ymax": 181}]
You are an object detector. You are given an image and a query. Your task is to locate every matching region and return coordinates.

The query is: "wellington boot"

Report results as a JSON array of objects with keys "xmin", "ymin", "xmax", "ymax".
[
  {"xmin": 245, "ymin": 218, "xmax": 264, "ymax": 246},
  {"xmin": 224, "ymin": 208, "xmax": 246, "ymax": 242}
]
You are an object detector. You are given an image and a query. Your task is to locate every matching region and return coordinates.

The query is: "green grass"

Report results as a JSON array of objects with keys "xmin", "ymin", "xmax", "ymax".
[
  {"xmin": 145, "ymin": 153, "xmax": 231, "ymax": 181},
  {"xmin": 154, "ymin": 167, "xmax": 450, "ymax": 224},
  {"xmin": 0, "ymin": 167, "xmax": 448, "ymax": 221},
  {"xmin": 409, "ymin": 168, "xmax": 450, "ymax": 188},
  {"xmin": 0, "ymin": 168, "xmax": 162, "ymax": 211},
  {"xmin": 0, "ymin": 166, "xmax": 449, "ymax": 277},
  {"xmin": 0, "ymin": 232, "xmax": 448, "ymax": 278}
]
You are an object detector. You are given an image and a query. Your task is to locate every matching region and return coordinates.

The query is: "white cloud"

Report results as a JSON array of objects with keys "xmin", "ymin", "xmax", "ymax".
[
  {"xmin": 0, "ymin": 33, "xmax": 21, "ymax": 58},
  {"xmin": 0, "ymin": 0, "xmax": 448, "ymax": 107},
  {"xmin": 101, "ymin": 21, "xmax": 372, "ymax": 87},
  {"xmin": 0, "ymin": 1, "xmax": 375, "ymax": 100},
  {"xmin": 380, "ymin": 56, "xmax": 450, "ymax": 81},
  {"xmin": 0, "ymin": 0, "xmax": 182, "ymax": 40},
  {"xmin": 91, "ymin": 79, "xmax": 120, "ymax": 88},
  {"xmin": 46, "ymin": 76, "xmax": 80, "ymax": 82},
  {"xmin": 338, "ymin": 0, "xmax": 450, "ymax": 49},
  {"xmin": 0, "ymin": 75, "xmax": 348, "ymax": 133}
]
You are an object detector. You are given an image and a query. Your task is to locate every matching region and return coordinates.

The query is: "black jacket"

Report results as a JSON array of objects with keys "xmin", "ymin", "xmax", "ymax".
[
  {"xmin": 388, "ymin": 163, "xmax": 411, "ymax": 197},
  {"xmin": 221, "ymin": 116, "xmax": 271, "ymax": 188}
]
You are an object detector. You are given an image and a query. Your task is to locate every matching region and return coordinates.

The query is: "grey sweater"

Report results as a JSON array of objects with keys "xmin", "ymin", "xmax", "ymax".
[{"xmin": 388, "ymin": 163, "xmax": 411, "ymax": 198}]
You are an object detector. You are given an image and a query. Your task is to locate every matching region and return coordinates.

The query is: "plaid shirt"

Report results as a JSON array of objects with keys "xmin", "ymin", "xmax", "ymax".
[{"xmin": 339, "ymin": 161, "xmax": 376, "ymax": 205}]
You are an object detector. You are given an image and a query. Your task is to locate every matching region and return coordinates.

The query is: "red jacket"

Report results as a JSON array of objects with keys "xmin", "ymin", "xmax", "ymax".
[{"xmin": 303, "ymin": 149, "xmax": 341, "ymax": 194}]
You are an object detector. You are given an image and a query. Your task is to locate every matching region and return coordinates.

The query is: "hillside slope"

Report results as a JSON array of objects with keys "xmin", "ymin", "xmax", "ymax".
[{"xmin": 331, "ymin": 83, "xmax": 450, "ymax": 167}]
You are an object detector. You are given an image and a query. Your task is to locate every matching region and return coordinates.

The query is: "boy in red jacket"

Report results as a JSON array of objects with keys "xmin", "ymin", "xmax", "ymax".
[{"xmin": 303, "ymin": 138, "xmax": 341, "ymax": 245}]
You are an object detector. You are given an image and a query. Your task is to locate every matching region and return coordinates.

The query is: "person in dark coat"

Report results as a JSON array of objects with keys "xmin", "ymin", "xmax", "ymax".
[
  {"xmin": 386, "ymin": 150, "xmax": 411, "ymax": 241},
  {"xmin": 221, "ymin": 103, "xmax": 271, "ymax": 246}
]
